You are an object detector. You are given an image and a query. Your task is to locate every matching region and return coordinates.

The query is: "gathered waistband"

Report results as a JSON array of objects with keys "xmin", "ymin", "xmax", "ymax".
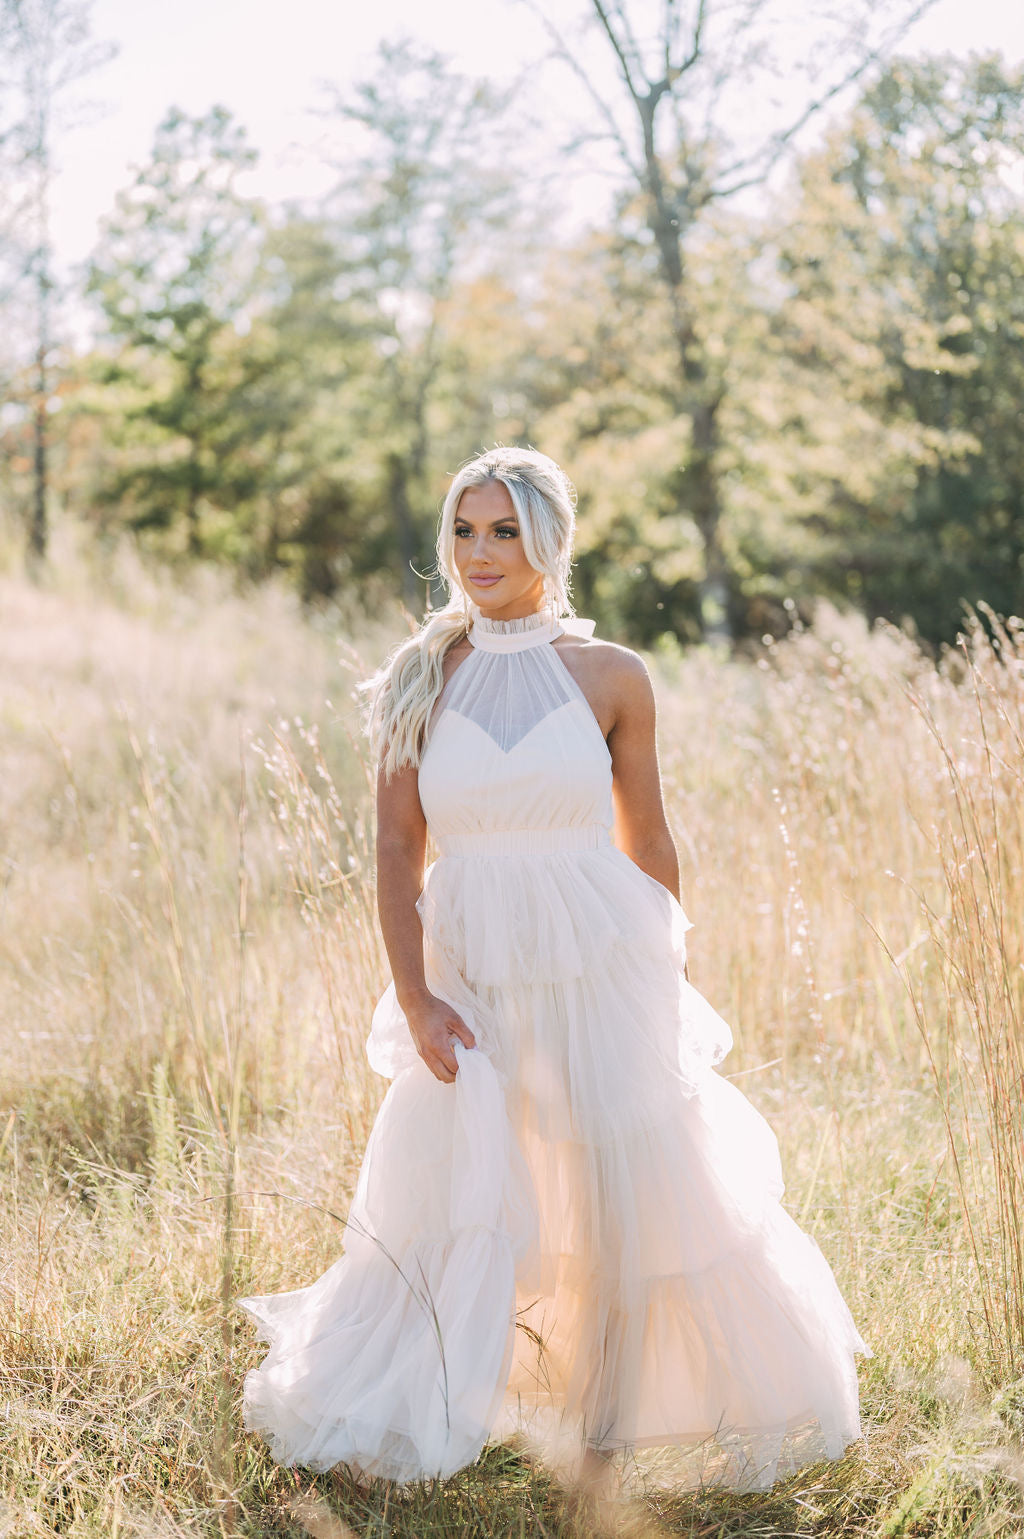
[{"xmin": 436, "ymin": 825, "xmax": 613, "ymax": 857}]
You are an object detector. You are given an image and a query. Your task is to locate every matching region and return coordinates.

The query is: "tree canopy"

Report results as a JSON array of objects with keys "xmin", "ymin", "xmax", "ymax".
[{"xmin": 2, "ymin": 22, "xmax": 1024, "ymax": 648}]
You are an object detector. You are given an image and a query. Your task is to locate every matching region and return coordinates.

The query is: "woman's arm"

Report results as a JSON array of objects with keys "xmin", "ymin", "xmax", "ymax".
[
  {"xmin": 606, "ymin": 652, "xmax": 681, "ymax": 901},
  {"xmin": 376, "ymin": 761, "xmax": 475, "ymax": 1083}
]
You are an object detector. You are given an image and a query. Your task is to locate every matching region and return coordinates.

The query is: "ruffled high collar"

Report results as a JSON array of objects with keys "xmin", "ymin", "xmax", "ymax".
[{"xmin": 468, "ymin": 605, "xmax": 596, "ymax": 654}]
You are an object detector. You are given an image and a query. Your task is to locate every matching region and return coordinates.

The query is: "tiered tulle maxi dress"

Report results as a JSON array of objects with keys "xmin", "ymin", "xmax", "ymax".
[{"xmin": 239, "ymin": 608, "xmax": 870, "ymax": 1491}]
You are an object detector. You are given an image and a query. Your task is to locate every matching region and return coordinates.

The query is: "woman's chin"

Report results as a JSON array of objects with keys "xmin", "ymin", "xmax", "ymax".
[
  {"xmin": 467, "ymin": 581, "xmax": 505, "ymax": 604},
  {"xmin": 460, "ymin": 582, "xmax": 548, "ymax": 620}
]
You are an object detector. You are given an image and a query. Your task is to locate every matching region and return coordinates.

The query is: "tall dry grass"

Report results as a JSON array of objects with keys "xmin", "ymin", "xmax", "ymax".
[{"xmin": 1, "ymin": 530, "xmax": 1022, "ymax": 1536}]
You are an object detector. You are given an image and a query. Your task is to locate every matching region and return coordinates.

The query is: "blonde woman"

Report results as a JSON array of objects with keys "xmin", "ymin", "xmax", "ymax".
[{"xmin": 240, "ymin": 446, "xmax": 868, "ymax": 1490}]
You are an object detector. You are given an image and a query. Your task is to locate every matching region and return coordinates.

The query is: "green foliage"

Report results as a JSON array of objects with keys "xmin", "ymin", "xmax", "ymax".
[
  {"xmin": 764, "ymin": 55, "xmax": 1024, "ymax": 641},
  {"xmin": 86, "ymin": 105, "xmax": 266, "ymax": 553},
  {"xmin": 58, "ymin": 45, "xmax": 1024, "ymax": 646},
  {"xmin": 314, "ymin": 38, "xmax": 523, "ymax": 605},
  {"xmin": 518, "ymin": 226, "xmax": 700, "ymax": 641},
  {"xmin": 78, "ymin": 49, "xmax": 528, "ymax": 604}
]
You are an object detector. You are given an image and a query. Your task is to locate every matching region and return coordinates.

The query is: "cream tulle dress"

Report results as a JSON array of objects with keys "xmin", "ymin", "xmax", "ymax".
[{"xmin": 239, "ymin": 608, "xmax": 870, "ymax": 1490}]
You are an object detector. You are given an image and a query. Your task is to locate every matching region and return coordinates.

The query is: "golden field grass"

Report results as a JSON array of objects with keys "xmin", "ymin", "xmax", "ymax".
[{"xmin": 1, "ymin": 526, "xmax": 1023, "ymax": 1538}]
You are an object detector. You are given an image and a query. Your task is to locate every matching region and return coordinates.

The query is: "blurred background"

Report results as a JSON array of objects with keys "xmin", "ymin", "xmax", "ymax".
[{"xmin": 3, "ymin": 0, "xmax": 1023, "ymax": 647}]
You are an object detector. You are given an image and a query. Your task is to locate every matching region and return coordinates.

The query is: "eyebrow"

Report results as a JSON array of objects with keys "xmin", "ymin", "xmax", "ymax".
[{"xmin": 454, "ymin": 516, "xmax": 520, "ymax": 528}]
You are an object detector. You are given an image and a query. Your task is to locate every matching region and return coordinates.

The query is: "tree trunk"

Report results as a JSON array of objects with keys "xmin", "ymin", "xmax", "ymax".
[
  {"xmin": 658, "ymin": 294, "xmax": 732, "ymax": 642},
  {"xmin": 690, "ymin": 396, "xmax": 730, "ymax": 643},
  {"xmin": 29, "ymin": 128, "xmax": 52, "ymax": 564},
  {"xmin": 387, "ymin": 452, "xmax": 419, "ymax": 609},
  {"xmin": 639, "ymin": 85, "xmax": 733, "ymax": 641},
  {"xmin": 186, "ymin": 438, "xmax": 202, "ymax": 555},
  {"xmin": 30, "ymin": 340, "xmax": 47, "ymax": 561},
  {"xmin": 185, "ymin": 353, "xmax": 203, "ymax": 555}
]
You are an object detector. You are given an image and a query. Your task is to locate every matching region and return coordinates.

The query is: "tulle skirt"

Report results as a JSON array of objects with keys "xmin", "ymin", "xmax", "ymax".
[{"xmin": 240, "ymin": 845, "xmax": 869, "ymax": 1489}]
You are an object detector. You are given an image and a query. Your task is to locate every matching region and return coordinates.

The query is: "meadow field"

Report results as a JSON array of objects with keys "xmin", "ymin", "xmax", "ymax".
[{"xmin": 1, "ymin": 532, "xmax": 1023, "ymax": 1538}]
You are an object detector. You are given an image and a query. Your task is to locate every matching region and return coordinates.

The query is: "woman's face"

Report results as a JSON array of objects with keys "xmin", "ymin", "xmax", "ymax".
[{"xmin": 452, "ymin": 481, "xmax": 545, "ymax": 620}]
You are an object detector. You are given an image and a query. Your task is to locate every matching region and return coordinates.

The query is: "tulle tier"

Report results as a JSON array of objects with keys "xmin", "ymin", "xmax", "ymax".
[
  {"xmin": 417, "ymin": 837, "xmax": 691, "ymax": 987},
  {"xmin": 240, "ymin": 1044, "xmax": 527, "ymax": 1481},
  {"xmin": 243, "ymin": 906, "xmax": 868, "ymax": 1487},
  {"xmin": 370, "ymin": 843, "xmax": 732, "ymax": 1118},
  {"xmin": 500, "ymin": 1069, "xmax": 866, "ymax": 1479},
  {"xmin": 241, "ymin": 1021, "xmax": 867, "ymax": 1486}
]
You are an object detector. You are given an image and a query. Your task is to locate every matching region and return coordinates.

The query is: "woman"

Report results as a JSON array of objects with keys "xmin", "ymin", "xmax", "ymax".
[{"xmin": 239, "ymin": 446, "xmax": 869, "ymax": 1491}]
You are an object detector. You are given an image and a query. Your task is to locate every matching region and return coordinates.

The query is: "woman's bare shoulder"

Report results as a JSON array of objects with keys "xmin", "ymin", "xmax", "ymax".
[
  {"xmin": 555, "ymin": 635, "xmax": 653, "ymax": 731},
  {"xmin": 559, "ymin": 634, "xmax": 651, "ymax": 686}
]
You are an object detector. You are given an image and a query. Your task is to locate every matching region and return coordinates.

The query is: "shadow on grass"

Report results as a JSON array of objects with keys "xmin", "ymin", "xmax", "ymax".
[{"xmin": 235, "ymin": 1442, "xmax": 886, "ymax": 1539}]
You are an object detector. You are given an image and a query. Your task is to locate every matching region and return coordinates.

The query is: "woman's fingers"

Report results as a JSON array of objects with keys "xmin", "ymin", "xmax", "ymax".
[
  {"xmin": 409, "ymin": 997, "xmax": 477, "ymax": 1082},
  {"xmin": 416, "ymin": 1029, "xmax": 457, "ymax": 1084},
  {"xmin": 431, "ymin": 1052, "xmax": 457, "ymax": 1085},
  {"xmin": 429, "ymin": 1027, "xmax": 467, "ymax": 1083},
  {"xmin": 446, "ymin": 1013, "xmax": 476, "ymax": 1050}
]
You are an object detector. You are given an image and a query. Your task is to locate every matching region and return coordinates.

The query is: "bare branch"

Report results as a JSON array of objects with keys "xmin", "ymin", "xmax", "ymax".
[
  {"xmin": 608, "ymin": 0, "xmax": 649, "ymax": 88},
  {"xmin": 664, "ymin": 0, "xmax": 675, "ymax": 78},
  {"xmin": 677, "ymin": 0, "xmax": 706, "ymax": 76},
  {"xmin": 712, "ymin": 0, "xmax": 940, "ymax": 198},
  {"xmin": 633, "ymin": 0, "xmax": 705, "ymax": 125},
  {"xmin": 516, "ymin": 0, "xmax": 643, "ymax": 180},
  {"xmin": 696, "ymin": 0, "xmax": 772, "ymax": 149},
  {"xmin": 591, "ymin": 0, "xmax": 643, "ymax": 105}
]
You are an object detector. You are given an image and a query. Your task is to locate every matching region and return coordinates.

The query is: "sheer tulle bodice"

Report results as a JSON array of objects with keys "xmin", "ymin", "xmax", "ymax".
[
  {"xmin": 239, "ymin": 606, "xmax": 869, "ymax": 1490},
  {"xmin": 419, "ymin": 609, "xmax": 613, "ymax": 846}
]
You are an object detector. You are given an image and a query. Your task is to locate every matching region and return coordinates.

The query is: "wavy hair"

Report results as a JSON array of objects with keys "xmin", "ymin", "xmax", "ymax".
[{"xmin": 363, "ymin": 446, "xmax": 577, "ymax": 779}]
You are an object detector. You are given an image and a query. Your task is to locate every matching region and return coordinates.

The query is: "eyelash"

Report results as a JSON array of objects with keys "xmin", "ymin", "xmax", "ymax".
[{"xmin": 454, "ymin": 526, "xmax": 518, "ymax": 539}]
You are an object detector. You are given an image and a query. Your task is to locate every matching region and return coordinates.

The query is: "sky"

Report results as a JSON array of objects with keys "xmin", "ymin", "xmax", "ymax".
[{"xmin": 49, "ymin": 0, "xmax": 1024, "ymax": 275}]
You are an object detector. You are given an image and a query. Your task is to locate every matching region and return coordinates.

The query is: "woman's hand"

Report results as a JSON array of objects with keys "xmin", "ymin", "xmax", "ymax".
[{"xmin": 403, "ymin": 993, "xmax": 477, "ymax": 1084}]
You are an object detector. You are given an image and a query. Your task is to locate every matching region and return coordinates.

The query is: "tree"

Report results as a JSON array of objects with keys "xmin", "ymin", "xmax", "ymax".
[
  {"xmin": 87, "ymin": 107, "xmax": 265, "ymax": 555},
  {"xmin": 210, "ymin": 214, "xmax": 378, "ymax": 594},
  {"xmin": 319, "ymin": 40, "xmax": 522, "ymax": 605},
  {"xmin": 0, "ymin": 0, "xmax": 113, "ymax": 560},
  {"xmin": 81, "ymin": 59, "xmax": 531, "ymax": 601},
  {"xmin": 767, "ymin": 55, "xmax": 1024, "ymax": 641},
  {"xmin": 500, "ymin": 200, "xmax": 773, "ymax": 643},
  {"xmin": 529, "ymin": 0, "xmax": 936, "ymax": 639}
]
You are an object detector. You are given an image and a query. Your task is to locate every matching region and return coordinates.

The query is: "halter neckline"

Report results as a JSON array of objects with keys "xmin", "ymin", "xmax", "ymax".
[
  {"xmin": 467, "ymin": 607, "xmax": 597, "ymax": 654},
  {"xmin": 469, "ymin": 609, "xmax": 562, "ymax": 653}
]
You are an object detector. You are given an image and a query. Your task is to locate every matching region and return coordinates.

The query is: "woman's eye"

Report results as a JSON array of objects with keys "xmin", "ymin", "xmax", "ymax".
[{"xmin": 454, "ymin": 526, "xmax": 518, "ymax": 539}]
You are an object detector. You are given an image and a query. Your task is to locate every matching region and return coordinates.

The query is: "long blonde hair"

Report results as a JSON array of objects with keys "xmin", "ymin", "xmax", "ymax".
[{"xmin": 363, "ymin": 447, "xmax": 577, "ymax": 779}]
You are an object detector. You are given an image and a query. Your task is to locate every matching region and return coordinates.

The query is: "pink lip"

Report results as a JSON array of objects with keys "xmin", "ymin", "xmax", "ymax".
[{"xmin": 469, "ymin": 575, "xmax": 502, "ymax": 586}]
